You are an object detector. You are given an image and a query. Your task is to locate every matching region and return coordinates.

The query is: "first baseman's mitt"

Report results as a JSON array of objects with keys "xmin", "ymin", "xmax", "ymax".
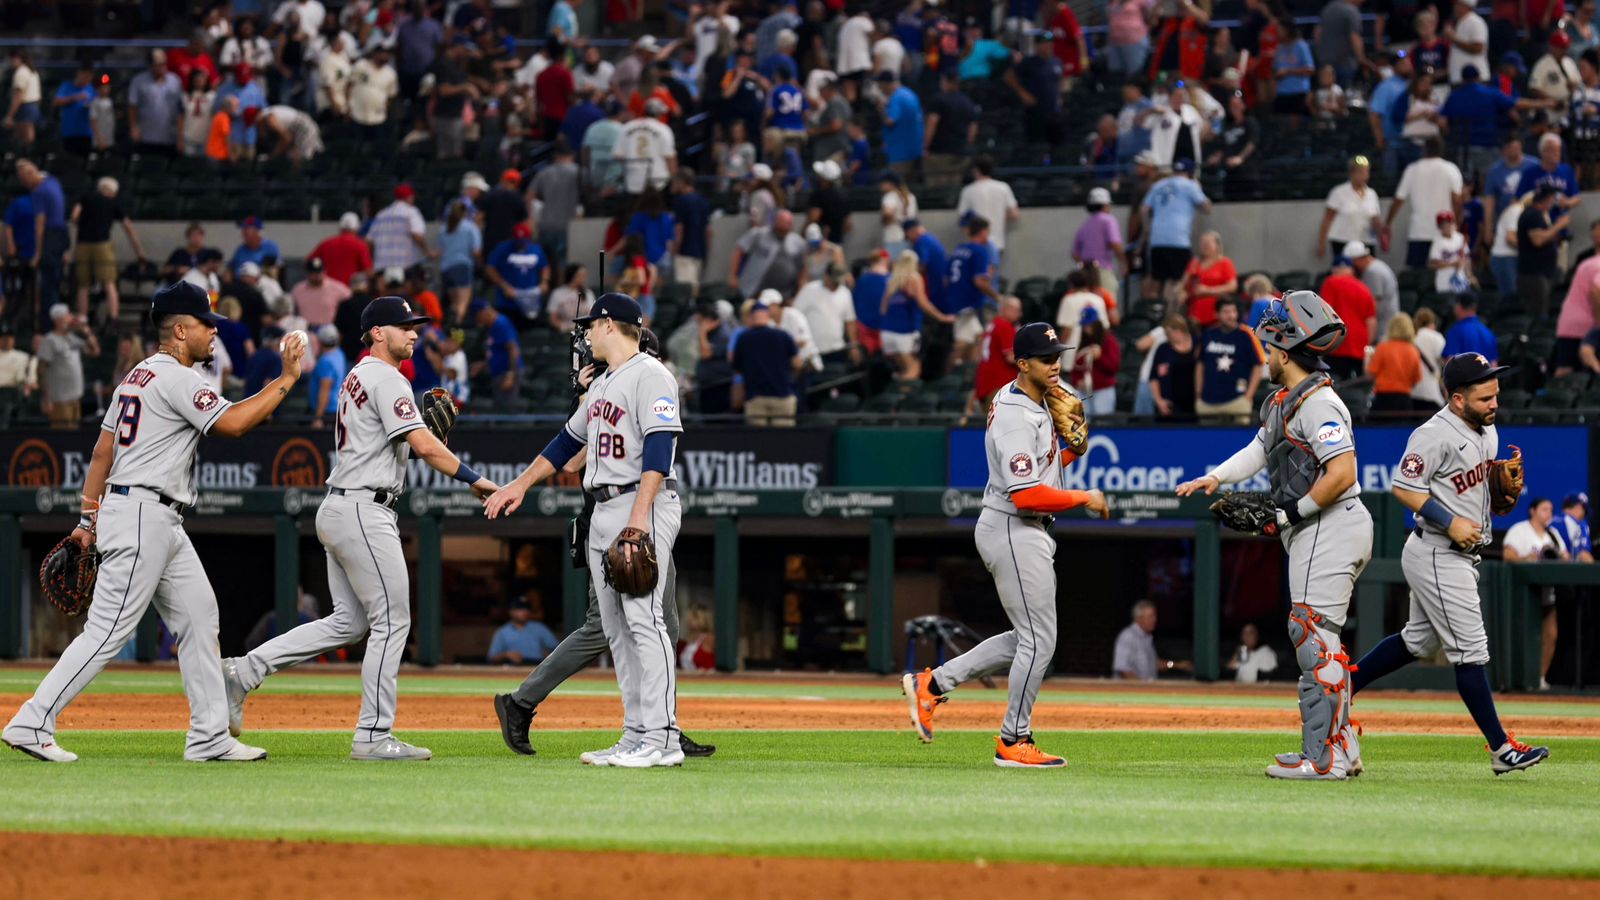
[
  {"xmin": 40, "ymin": 537, "xmax": 100, "ymax": 617},
  {"xmin": 1046, "ymin": 385, "xmax": 1088, "ymax": 455},
  {"xmin": 603, "ymin": 527, "xmax": 659, "ymax": 595},
  {"xmin": 1488, "ymin": 445, "xmax": 1525, "ymax": 516},
  {"xmin": 421, "ymin": 387, "xmax": 458, "ymax": 442},
  {"xmin": 1209, "ymin": 492, "xmax": 1282, "ymax": 537}
]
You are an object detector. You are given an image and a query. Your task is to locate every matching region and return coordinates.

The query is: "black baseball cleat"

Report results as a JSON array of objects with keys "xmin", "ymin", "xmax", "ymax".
[
  {"xmin": 680, "ymin": 733, "xmax": 717, "ymax": 757},
  {"xmin": 493, "ymin": 694, "xmax": 536, "ymax": 756}
]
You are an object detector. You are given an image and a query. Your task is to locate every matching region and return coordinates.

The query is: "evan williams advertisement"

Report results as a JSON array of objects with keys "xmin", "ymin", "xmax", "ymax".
[{"xmin": 1, "ymin": 428, "xmax": 834, "ymax": 492}]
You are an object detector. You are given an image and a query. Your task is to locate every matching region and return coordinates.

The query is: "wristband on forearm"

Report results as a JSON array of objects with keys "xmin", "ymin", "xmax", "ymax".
[
  {"xmin": 1419, "ymin": 497, "xmax": 1453, "ymax": 529},
  {"xmin": 1283, "ymin": 494, "xmax": 1323, "ymax": 527},
  {"xmin": 453, "ymin": 461, "xmax": 482, "ymax": 485}
]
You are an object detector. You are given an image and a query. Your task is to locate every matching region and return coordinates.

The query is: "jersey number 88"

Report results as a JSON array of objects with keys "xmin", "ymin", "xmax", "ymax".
[{"xmin": 597, "ymin": 432, "xmax": 627, "ymax": 458}]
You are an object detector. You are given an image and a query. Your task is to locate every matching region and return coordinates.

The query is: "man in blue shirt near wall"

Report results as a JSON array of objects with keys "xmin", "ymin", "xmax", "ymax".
[
  {"xmin": 876, "ymin": 71, "xmax": 923, "ymax": 181},
  {"xmin": 16, "ymin": 159, "xmax": 69, "ymax": 317},
  {"xmin": 1443, "ymin": 294, "xmax": 1499, "ymax": 362},
  {"xmin": 473, "ymin": 300, "xmax": 522, "ymax": 405},
  {"xmin": 54, "ymin": 66, "xmax": 96, "ymax": 157},
  {"xmin": 731, "ymin": 302, "xmax": 801, "ymax": 426},
  {"xmin": 945, "ymin": 215, "xmax": 1001, "ymax": 365},
  {"xmin": 1140, "ymin": 159, "xmax": 1211, "ymax": 302},
  {"xmin": 1369, "ymin": 51, "xmax": 1412, "ymax": 175}
]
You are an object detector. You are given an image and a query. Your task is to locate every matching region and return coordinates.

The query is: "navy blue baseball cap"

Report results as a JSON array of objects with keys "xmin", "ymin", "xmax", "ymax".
[
  {"xmin": 151, "ymin": 280, "xmax": 226, "ymax": 323},
  {"xmin": 575, "ymin": 292, "xmax": 645, "ymax": 327},
  {"xmin": 1012, "ymin": 322, "xmax": 1070, "ymax": 360},
  {"xmin": 360, "ymin": 294, "xmax": 431, "ymax": 333},
  {"xmin": 1172, "ymin": 158, "xmax": 1195, "ymax": 173},
  {"xmin": 1442, "ymin": 352, "xmax": 1514, "ymax": 394}
]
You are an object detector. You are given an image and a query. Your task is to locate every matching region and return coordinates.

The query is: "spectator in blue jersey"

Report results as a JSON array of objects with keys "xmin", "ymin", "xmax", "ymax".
[
  {"xmin": 1140, "ymin": 158, "xmax": 1212, "ymax": 302},
  {"xmin": 615, "ymin": 187, "xmax": 676, "ymax": 271},
  {"xmin": 561, "ymin": 87, "xmax": 605, "ymax": 151},
  {"xmin": 1273, "ymin": 26, "xmax": 1315, "ymax": 125},
  {"xmin": 946, "ymin": 215, "xmax": 1001, "ymax": 365},
  {"xmin": 307, "ymin": 324, "xmax": 347, "ymax": 430},
  {"xmin": 229, "ymin": 216, "xmax": 281, "ymax": 275},
  {"xmin": 471, "ymin": 300, "xmax": 521, "ymax": 405},
  {"xmin": 875, "ymin": 70, "xmax": 924, "ymax": 180},
  {"xmin": 1194, "ymin": 299, "xmax": 1263, "ymax": 423},
  {"xmin": 1369, "ymin": 51, "xmax": 1413, "ymax": 175},
  {"xmin": 903, "ymin": 218, "xmax": 948, "ymax": 314},
  {"xmin": 15, "ymin": 159, "xmax": 69, "ymax": 313},
  {"xmin": 853, "ymin": 249, "xmax": 890, "ymax": 355},
  {"xmin": 731, "ymin": 301, "xmax": 803, "ymax": 427},
  {"xmin": 1483, "ymin": 133, "xmax": 1543, "ymax": 251},
  {"xmin": 1442, "ymin": 295, "xmax": 1499, "ymax": 362},
  {"xmin": 214, "ymin": 64, "xmax": 266, "ymax": 164},
  {"xmin": 764, "ymin": 60, "xmax": 808, "ymax": 161},
  {"xmin": 1530, "ymin": 132, "xmax": 1583, "ymax": 228},
  {"xmin": 243, "ymin": 325, "xmax": 284, "ymax": 397},
  {"xmin": 671, "ymin": 169, "xmax": 712, "ymax": 287},
  {"xmin": 3, "ymin": 191, "xmax": 35, "ymax": 283},
  {"xmin": 485, "ymin": 223, "xmax": 550, "ymax": 326},
  {"xmin": 54, "ymin": 66, "xmax": 96, "ymax": 157},
  {"xmin": 845, "ymin": 119, "xmax": 873, "ymax": 185},
  {"xmin": 1441, "ymin": 64, "xmax": 1552, "ymax": 180},
  {"xmin": 880, "ymin": 249, "xmax": 954, "ymax": 382}
]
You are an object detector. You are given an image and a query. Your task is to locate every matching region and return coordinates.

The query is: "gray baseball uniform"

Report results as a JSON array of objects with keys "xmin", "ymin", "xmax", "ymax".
[
  {"xmin": 931, "ymin": 383, "xmax": 1063, "ymax": 742},
  {"xmin": 1392, "ymin": 407, "xmax": 1497, "ymax": 665},
  {"xmin": 1249, "ymin": 372, "xmax": 1372, "ymax": 774},
  {"xmin": 567, "ymin": 351, "xmax": 683, "ymax": 752},
  {"xmin": 4, "ymin": 353, "xmax": 240, "ymax": 760},
  {"xmin": 510, "ymin": 560, "xmax": 678, "ymax": 709},
  {"xmin": 231, "ymin": 357, "xmax": 424, "ymax": 743}
]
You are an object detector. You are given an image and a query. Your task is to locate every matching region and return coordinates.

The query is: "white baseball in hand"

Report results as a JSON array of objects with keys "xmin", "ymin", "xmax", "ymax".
[{"xmin": 282, "ymin": 329, "xmax": 308, "ymax": 353}]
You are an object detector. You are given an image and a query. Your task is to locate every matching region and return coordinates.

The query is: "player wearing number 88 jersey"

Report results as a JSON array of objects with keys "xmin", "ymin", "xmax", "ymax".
[
  {"xmin": 4, "ymin": 282, "xmax": 305, "ymax": 763},
  {"xmin": 486, "ymin": 293, "xmax": 687, "ymax": 768}
]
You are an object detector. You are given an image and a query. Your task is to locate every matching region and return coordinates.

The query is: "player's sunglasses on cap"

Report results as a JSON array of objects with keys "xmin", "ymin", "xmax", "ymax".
[
  {"xmin": 360, "ymin": 295, "xmax": 431, "ymax": 332},
  {"xmin": 151, "ymin": 280, "xmax": 227, "ymax": 323},
  {"xmin": 1442, "ymin": 352, "xmax": 1515, "ymax": 393},
  {"xmin": 575, "ymin": 292, "xmax": 645, "ymax": 327},
  {"xmin": 1012, "ymin": 322, "xmax": 1071, "ymax": 360}
]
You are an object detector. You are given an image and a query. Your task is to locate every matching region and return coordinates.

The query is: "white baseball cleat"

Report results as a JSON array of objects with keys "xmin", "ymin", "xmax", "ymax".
[
  {"xmin": 609, "ymin": 746, "xmax": 685, "ymax": 768},
  {"xmin": 201, "ymin": 740, "xmax": 268, "ymax": 762},
  {"xmin": 222, "ymin": 658, "xmax": 247, "ymax": 738},
  {"xmin": 579, "ymin": 741, "xmax": 631, "ymax": 766},
  {"xmin": 350, "ymin": 737, "xmax": 432, "ymax": 761},
  {"xmin": 5, "ymin": 738, "xmax": 78, "ymax": 763}
]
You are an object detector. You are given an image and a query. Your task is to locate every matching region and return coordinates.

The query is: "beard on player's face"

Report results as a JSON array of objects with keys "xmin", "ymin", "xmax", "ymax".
[
  {"xmin": 387, "ymin": 326, "xmax": 417, "ymax": 359},
  {"xmin": 187, "ymin": 322, "xmax": 216, "ymax": 362}
]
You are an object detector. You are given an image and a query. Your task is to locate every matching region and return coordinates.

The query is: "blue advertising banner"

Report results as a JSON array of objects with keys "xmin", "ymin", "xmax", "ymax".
[{"xmin": 949, "ymin": 424, "xmax": 1591, "ymax": 526}]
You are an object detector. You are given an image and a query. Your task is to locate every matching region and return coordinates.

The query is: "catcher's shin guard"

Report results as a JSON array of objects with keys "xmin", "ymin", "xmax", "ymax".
[{"xmin": 1288, "ymin": 604, "xmax": 1353, "ymax": 775}]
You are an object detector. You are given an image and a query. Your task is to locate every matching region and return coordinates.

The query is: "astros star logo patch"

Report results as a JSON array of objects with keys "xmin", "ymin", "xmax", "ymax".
[
  {"xmin": 1400, "ymin": 453, "xmax": 1425, "ymax": 480},
  {"xmin": 192, "ymin": 388, "xmax": 219, "ymax": 412},
  {"xmin": 394, "ymin": 397, "xmax": 417, "ymax": 420},
  {"xmin": 1010, "ymin": 453, "xmax": 1034, "ymax": 477}
]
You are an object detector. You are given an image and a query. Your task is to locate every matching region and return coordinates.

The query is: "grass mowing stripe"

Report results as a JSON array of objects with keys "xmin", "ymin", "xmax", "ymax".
[
  {"xmin": 4, "ymin": 730, "xmax": 1598, "ymax": 877},
  {"xmin": 3, "ymin": 670, "xmax": 1598, "ymax": 718}
]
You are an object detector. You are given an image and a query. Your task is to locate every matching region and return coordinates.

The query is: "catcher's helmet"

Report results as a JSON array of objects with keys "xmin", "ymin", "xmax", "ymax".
[{"xmin": 1256, "ymin": 290, "xmax": 1346, "ymax": 358}]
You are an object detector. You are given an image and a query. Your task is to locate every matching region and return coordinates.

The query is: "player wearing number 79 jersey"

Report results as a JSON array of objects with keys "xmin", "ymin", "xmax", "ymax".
[{"xmin": 4, "ymin": 281, "xmax": 305, "ymax": 763}]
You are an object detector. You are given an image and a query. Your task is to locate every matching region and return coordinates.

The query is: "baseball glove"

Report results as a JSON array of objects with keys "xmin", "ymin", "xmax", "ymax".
[
  {"xmin": 1488, "ymin": 444, "xmax": 1525, "ymax": 516},
  {"xmin": 40, "ymin": 537, "xmax": 100, "ymax": 617},
  {"xmin": 1046, "ymin": 385, "xmax": 1089, "ymax": 455},
  {"xmin": 1209, "ymin": 492, "xmax": 1282, "ymax": 537},
  {"xmin": 602, "ymin": 527, "xmax": 659, "ymax": 595},
  {"xmin": 421, "ymin": 387, "xmax": 458, "ymax": 442}
]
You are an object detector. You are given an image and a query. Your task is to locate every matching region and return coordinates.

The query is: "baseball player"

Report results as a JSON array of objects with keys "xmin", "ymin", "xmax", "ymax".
[
  {"xmin": 222, "ymin": 296, "xmax": 497, "ymax": 761},
  {"xmin": 1347, "ymin": 353, "xmax": 1550, "ymax": 774},
  {"xmin": 902, "ymin": 322, "xmax": 1109, "ymax": 768},
  {"xmin": 1175, "ymin": 291, "xmax": 1373, "ymax": 780},
  {"xmin": 486, "ymin": 294, "xmax": 686, "ymax": 768},
  {"xmin": 3, "ymin": 281, "xmax": 305, "ymax": 763},
  {"xmin": 493, "ymin": 330, "xmax": 714, "ymax": 759}
]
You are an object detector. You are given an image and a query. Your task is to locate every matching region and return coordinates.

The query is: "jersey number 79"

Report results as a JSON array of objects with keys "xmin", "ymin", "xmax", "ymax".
[{"xmin": 115, "ymin": 396, "xmax": 142, "ymax": 447}]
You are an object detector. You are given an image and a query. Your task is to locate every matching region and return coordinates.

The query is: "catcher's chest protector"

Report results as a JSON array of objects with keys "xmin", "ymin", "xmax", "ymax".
[{"xmin": 1261, "ymin": 373, "xmax": 1333, "ymax": 508}]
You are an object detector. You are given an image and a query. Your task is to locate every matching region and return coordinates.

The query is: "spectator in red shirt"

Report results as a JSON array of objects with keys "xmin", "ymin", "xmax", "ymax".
[
  {"xmin": 168, "ymin": 29, "xmax": 219, "ymax": 89},
  {"xmin": 1069, "ymin": 306, "xmax": 1121, "ymax": 416},
  {"xmin": 1184, "ymin": 230, "xmax": 1239, "ymax": 329},
  {"xmin": 534, "ymin": 38, "xmax": 576, "ymax": 138},
  {"xmin": 969, "ymin": 295, "xmax": 1023, "ymax": 419},
  {"xmin": 1317, "ymin": 256, "xmax": 1378, "ymax": 381},
  {"xmin": 307, "ymin": 212, "xmax": 374, "ymax": 286},
  {"xmin": 1047, "ymin": 0, "xmax": 1089, "ymax": 87}
]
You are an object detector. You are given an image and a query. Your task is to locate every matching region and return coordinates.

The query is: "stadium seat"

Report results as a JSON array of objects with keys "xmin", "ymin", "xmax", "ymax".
[
  {"xmin": 820, "ymin": 393, "xmax": 861, "ymax": 414},
  {"xmin": 1499, "ymin": 388, "xmax": 1533, "ymax": 409}
]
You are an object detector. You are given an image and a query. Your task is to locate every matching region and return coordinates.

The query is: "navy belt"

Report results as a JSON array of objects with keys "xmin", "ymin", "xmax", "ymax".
[
  {"xmin": 330, "ymin": 487, "xmax": 399, "ymax": 510},
  {"xmin": 591, "ymin": 479, "xmax": 679, "ymax": 503},
  {"xmin": 108, "ymin": 484, "xmax": 187, "ymax": 513}
]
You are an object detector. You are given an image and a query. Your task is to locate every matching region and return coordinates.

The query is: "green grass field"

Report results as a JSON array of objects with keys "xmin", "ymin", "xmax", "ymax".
[{"xmin": 4, "ymin": 670, "xmax": 1600, "ymax": 877}]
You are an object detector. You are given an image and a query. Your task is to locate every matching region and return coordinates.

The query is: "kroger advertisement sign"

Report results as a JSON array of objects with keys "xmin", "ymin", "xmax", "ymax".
[{"xmin": 949, "ymin": 425, "xmax": 1592, "ymax": 525}]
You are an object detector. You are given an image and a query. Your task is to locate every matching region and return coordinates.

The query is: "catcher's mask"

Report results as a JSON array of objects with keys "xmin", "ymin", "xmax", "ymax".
[{"xmin": 1256, "ymin": 290, "xmax": 1346, "ymax": 368}]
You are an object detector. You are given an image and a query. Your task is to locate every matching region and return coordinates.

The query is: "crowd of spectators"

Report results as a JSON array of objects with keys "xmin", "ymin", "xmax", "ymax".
[{"xmin": 5, "ymin": 1, "xmax": 1600, "ymax": 426}]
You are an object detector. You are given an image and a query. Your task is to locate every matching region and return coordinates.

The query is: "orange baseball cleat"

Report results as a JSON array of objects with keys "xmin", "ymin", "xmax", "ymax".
[
  {"xmin": 992, "ymin": 735, "xmax": 1067, "ymax": 768},
  {"xmin": 900, "ymin": 668, "xmax": 946, "ymax": 743}
]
